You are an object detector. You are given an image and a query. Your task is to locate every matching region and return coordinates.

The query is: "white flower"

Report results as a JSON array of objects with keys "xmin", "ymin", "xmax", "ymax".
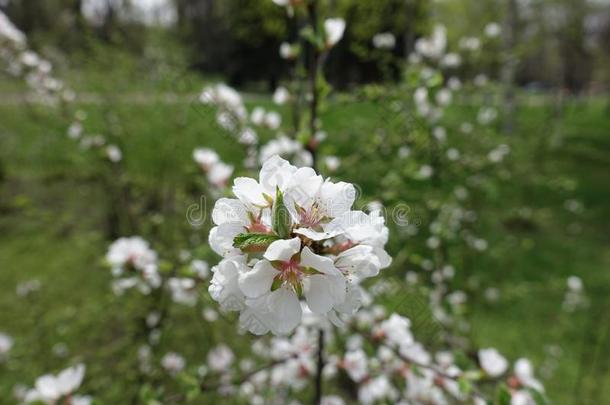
[
  {"xmin": 514, "ymin": 358, "xmax": 544, "ymax": 392},
  {"xmin": 161, "ymin": 352, "xmax": 186, "ymax": 375},
  {"xmin": 433, "ymin": 126, "xmax": 447, "ymax": 142},
  {"xmin": 264, "ymin": 111, "xmax": 282, "ymax": 129},
  {"xmin": 415, "ymin": 25, "xmax": 447, "ymax": 59},
  {"xmin": 372, "ymin": 32, "xmax": 395, "ymax": 50},
  {"xmin": 193, "ymin": 148, "xmax": 219, "ymax": 170},
  {"xmin": 567, "ymin": 276, "xmax": 583, "ymax": 291},
  {"xmin": 191, "ymin": 259, "xmax": 210, "ymax": 279},
  {"xmin": 279, "ymin": 42, "xmax": 296, "ymax": 59},
  {"xmin": 399, "ymin": 341, "xmax": 431, "ymax": 365},
  {"xmin": 272, "ymin": 0, "xmax": 291, "ymax": 6},
  {"xmin": 0, "ymin": 332, "xmax": 13, "ymax": 358},
  {"xmin": 259, "ymin": 136, "xmax": 312, "ymax": 167},
  {"xmin": 323, "ymin": 155, "xmax": 341, "ymax": 172},
  {"xmin": 448, "ymin": 77, "xmax": 462, "ymax": 90},
  {"xmin": 67, "ymin": 122, "xmax": 83, "ymax": 139},
  {"xmin": 168, "ymin": 277, "xmax": 197, "ymax": 306},
  {"xmin": 0, "ymin": 10, "xmax": 26, "ymax": 45},
  {"xmin": 485, "ymin": 22, "xmax": 502, "ymax": 38},
  {"xmin": 200, "ymin": 83, "xmax": 247, "ymax": 124},
  {"xmin": 324, "ymin": 18, "xmax": 346, "ymax": 48},
  {"xmin": 325, "ymin": 210, "xmax": 392, "ymax": 268},
  {"xmin": 106, "ymin": 237, "xmax": 160, "ymax": 294},
  {"xmin": 478, "ymin": 106, "xmax": 497, "ymax": 124},
  {"xmin": 441, "ymin": 52, "xmax": 461, "ymax": 68},
  {"xmin": 207, "ymin": 344, "xmax": 234, "ymax": 371},
  {"xmin": 414, "ymin": 87, "xmax": 428, "ymax": 105},
  {"xmin": 459, "ymin": 36, "xmax": 481, "ymax": 51},
  {"xmin": 375, "ymin": 314, "xmax": 413, "ymax": 347},
  {"xmin": 478, "ymin": 348, "xmax": 508, "ymax": 377},
  {"xmin": 446, "ymin": 148, "xmax": 460, "ymax": 161},
  {"xmin": 435, "ymin": 89, "xmax": 452, "ymax": 106},
  {"xmin": 343, "ymin": 349, "xmax": 368, "ymax": 382},
  {"xmin": 106, "ymin": 236, "xmax": 157, "ymax": 271},
  {"xmin": 398, "ymin": 146, "xmax": 411, "ymax": 158},
  {"xmin": 511, "ymin": 391, "xmax": 536, "ymax": 405},
  {"xmin": 273, "ymin": 87, "xmax": 290, "ymax": 105},
  {"xmin": 25, "ymin": 364, "xmax": 86, "ymax": 403},
  {"xmin": 105, "ymin": 144, "xmax": 122, "ymax": 163},
  {"xmin": 209, "ymin": 256, "xmax": 249, "ymax": 311},
  {"xmin": 416, "ymin": 165, "xmax": 434, "ymax": 180},
  {"xmin": 321, "ymin": 396, "xmax": 345, "ymax": 405},
  {"xmin": 251, "ymin": 107, "xmax": 266, "ymax": 126},
  {"xmin": 238, "ymin": 127, "xmax": 258, "ymax": 145},
  {"xmin": 358, "ymin": 375, "xmax": 398, "ymax": 404},
  {"xmin": 207, "ymin": 161, "xmax": 234, "ymax": 187}
]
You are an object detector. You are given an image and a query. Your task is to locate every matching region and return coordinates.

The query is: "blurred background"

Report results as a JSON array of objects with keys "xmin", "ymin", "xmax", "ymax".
[
  {"xmin": 1, "ymin": 0, "xmax": 610, "ymax": 91},
  {"xmin": 1, "ymin": 0, "xmax": 609, "ymax": 404}
]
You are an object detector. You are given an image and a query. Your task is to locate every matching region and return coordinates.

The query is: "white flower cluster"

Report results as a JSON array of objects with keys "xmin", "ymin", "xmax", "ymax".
[
  {"xmin": 259, "ymin": 136, "xmax": 313, "ymax": 167},
  {"xmin": 21, "ymin": 364, "xmax": 90, "ymax": 405},
  {"xmin": 0, "ymin": 11, "xmax": 25, "ymax": 45},
  {"xmin": 193, "ymin": 147, "xmax": 234, "ymax": 189},
  {"xmin": 0, "ymin": 11, "xmax": 73, "ymax": 104},
  {"xmin": 66, "ymin": 110, "xmax": 123, "ymax": 163},
  {"xmin": 200, "ymin": 82, "xmax": 301, "ymax": 168},
  {"xmin": 208, "ymin": 155, "xmax": 391, "ymax": 335},
  {"xmin": 200, "ymin": 83, "xmax": 248, "ymax": 130},
  {"xmin": 105, "ymin": 236, "xmax": 161, "ymax": 295},
  {"xmin": 415, "ymin": 25, "xmax": 447, "ymax": 60},
  {"xmin": 372, "ymin": 32, "xmax": 396, "ymax": 50},
  {"xmin": 192, "ymin": 304, "xmax": 546, "ymax": 405}
]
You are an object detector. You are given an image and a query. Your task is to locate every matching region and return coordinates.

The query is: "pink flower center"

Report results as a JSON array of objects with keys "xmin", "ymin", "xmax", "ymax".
[
  {"xmin": 299, "ymin": 205, "xmax": 323, "ymax": 228},
  {"xmin": 279, "ymin": 259, "xmax": 303, "ymax": 284}
]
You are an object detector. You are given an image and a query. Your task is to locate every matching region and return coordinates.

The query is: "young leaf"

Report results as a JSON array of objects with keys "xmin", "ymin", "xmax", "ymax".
[
  {"xmin": 495, "ymin": 383, "xmax": 512, "ymax": 405},
  {"xmin": 233, "ymin": 233, "xmax": 279, "ymax": 252},
  {"xmin": 272, "ymin": 187, "xmax": 292, "ymax": 239}
]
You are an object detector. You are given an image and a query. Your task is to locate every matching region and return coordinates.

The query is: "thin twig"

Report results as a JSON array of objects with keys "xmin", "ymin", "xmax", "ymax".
[
  {"xmin": 313, "ymin": 329, "xmax": 325, "ymax": 404},
  {"xmin": 306, "ymin": 0, "xmax": 320, "ymax": 168}
]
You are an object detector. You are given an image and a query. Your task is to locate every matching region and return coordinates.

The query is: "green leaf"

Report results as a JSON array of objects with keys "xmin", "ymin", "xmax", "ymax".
[
  {"xmin": 233, "ymin": 233, "xmax": 279, "ymax": 251},
  {"xmin": 272, "ymin": 187, "xmax": 292, "ymax": 239},
  {"xmin": 271, "ymin": 276, "xmax": 283, "ymax": 292},
  {"xmin": 458, "ymin": 376, "xmax": 472, "ymax": 395},
  {"xmin": 496, "ymin": 383, "xmax": 512, "ymax": 405}
]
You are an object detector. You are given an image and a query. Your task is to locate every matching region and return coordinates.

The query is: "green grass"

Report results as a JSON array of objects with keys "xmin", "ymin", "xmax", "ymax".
[{"xmin": 0, "ymin": 85, "xmax": 609, "ymax": 403}]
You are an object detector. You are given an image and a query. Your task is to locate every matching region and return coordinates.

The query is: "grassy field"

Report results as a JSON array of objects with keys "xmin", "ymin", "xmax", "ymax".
[{"xmin": 1, "ymin": 83, "xmax": 609, "ymax": 403}]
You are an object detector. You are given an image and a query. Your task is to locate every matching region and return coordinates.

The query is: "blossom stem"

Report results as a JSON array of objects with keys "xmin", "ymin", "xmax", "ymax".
[
  {"xmin": 359, "ymin": 330, "xmax": 490, "ymax": 402},
  {"xmin": 313, "ymin": 328, "xmax": 325, "ymax": 404},
  {"xmin": 306, "ymin": 0, "xmax": 320, "ymax": 169}
]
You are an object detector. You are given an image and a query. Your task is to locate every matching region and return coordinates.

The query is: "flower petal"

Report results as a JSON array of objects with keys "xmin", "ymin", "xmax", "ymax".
[
  {"xmin": 336, "ymin": 245, "xmax": 381, "ymax": 280},
  {"xmin": 238, "ymin": 260, "xmax": 280, "ymax": 298},
  {"xmin": 212, "ymin": 198, "xmax": 249, "ymax": 226},
  {"xmin": 263, "ymin": 237, "xmax": 301, "ymax": 262},
  {"xmin": 266, "ymin": 285, "xmax": 302, "ymax": 335},
  {"xmin": 319, "ymin": 180, "xmax": 356, "ymax": 218},
  {"xmin": 300, "ymin": 246, "xmax": 341, "ymax": 276},
  {"xmin": 259, "ymin": 155, "xmax": 297, "ymax": 194},
  {"xmin": 304, "ymin": 274, "xmax": 345, "ymax": 314},
  {"xmin": 233, "ymin": 177, "xmax": 268, "ymax": 207},
  {"xmin": 209, "ymin": 224, "xmax": 246, "ymax": 257},
  {"xmin": 293, "ymin": 227, "xmax": 341, "ymax": 241}
]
